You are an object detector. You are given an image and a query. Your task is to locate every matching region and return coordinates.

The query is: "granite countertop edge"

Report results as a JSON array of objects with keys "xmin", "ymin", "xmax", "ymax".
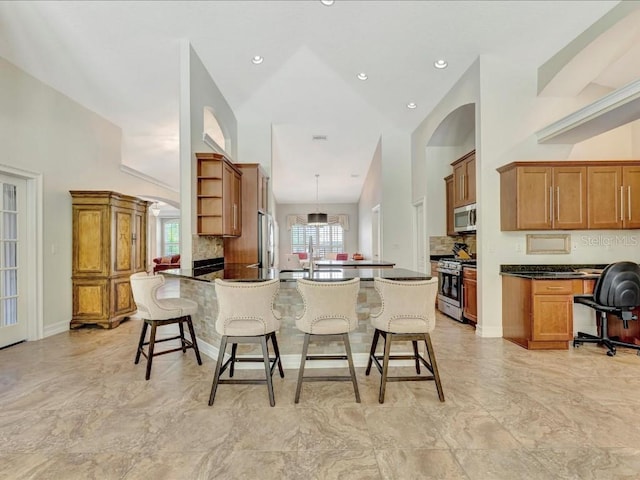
[{"xmin": 161, "ymin": 266, "xmax": 431, "ymax": 283}]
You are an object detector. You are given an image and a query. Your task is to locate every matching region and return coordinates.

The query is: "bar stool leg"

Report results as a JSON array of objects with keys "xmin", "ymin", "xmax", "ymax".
[
  {"xmin": 135, "ymin": 321, "xmax": 149, "ymax": 364},
  {"xmin": 229, "ymin": 343, "xmax": 238, "ymax": 377},
  {"xmin": 295, "ymin": 333, "xmax": 311, "ymax": 403},
  {"xmin": 343, "ymin": 333, "xmax": 360, "ymax": 403},
  {"xmin": 365, "ymin": 329, "xmax": 380, "ymax": 376},
  {"xmin": 412, "ymin": 340, "xmax": 421, "ymax": 374},
  {"xmin": 179, "ymin": 320, "xmax": 187, "ymax": 353},
  {"xmin": 145, "ymin": 322, "xmax": 158, "ymax": 381},
  {"xmin": 261, "ymin": 335, "xmax": 276, "ymax": 407},
  {"xmin": 209, "ymin": 336, "xmax": 228, "ymax": 406},
  {"xmin": 379, "ymin": 332, "xmax": 393, "ymax": 403},
  {"xmin": 186, "ymin": 316, "xmax": 202, "ymax": 365},
  {"xmin": 270, "ymin": 332, "xmax": 285, "ymax": 378},
  {"xmin": 424, "ymin": 333, "xmax": 445, "ymax": 402}
]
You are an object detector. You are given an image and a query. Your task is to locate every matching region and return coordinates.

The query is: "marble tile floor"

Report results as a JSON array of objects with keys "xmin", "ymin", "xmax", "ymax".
[{"xmin": 2, "ymin": 314, "xmax": 640, "ymax": 479}]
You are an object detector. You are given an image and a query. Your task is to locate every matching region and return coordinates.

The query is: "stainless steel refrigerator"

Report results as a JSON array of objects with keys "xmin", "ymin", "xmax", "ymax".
[{"xmin": 258, "ymin": 212, "xmax": 274, "ymax": 268}]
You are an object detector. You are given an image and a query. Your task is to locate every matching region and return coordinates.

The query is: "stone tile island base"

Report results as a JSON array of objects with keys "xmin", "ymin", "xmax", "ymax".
[{"xmin": 177, "ymin": 278, "xmax": 419, "ymax": 369}]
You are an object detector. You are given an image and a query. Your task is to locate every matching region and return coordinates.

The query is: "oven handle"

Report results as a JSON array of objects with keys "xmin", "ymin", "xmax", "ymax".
[{"xmin": 438, "ymin": 268, "xmax": 461, "ymax": 275}]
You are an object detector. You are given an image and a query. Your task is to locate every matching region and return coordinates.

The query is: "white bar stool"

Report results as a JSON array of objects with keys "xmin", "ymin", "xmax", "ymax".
[
  {"xmin": 365, "ymin": 277, "xmax": 444, "ymax": 403},
  {"xmin": 294, "ymin": 278, "xmax": 361, "ymax": 403},
  {"xmin": 209, "ymin": 278, "xmax": 284, "ymax": 407},
  {"xmin": 130, "ymin": 272, "xmax": 202, "ymax": 380}
]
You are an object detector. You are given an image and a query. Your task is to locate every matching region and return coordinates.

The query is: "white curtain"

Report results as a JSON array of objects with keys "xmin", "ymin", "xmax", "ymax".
[{"xmin": 286, "ymin": 214, "xmax": 349, "ymax": 231}]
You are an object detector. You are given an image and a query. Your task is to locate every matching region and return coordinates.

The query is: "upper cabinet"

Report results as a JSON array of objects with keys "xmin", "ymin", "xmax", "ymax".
[
  {"xmin": 452, "ymin": 150, "xmax": 476, "ymax": 208},
  {"xmin": 196, "ymin": 152, "xmax": 242, "ymax": 236},
  {"xmin": 499, "ymin": 163, "xmax": 586, "ymax": 230},
  {"xmin": 587, "ymin": 165, "xmax": 640, "ymax": 229},
  {"xmin": 498, "ymin": 160, "xmax": 640, "ymax": 231}
]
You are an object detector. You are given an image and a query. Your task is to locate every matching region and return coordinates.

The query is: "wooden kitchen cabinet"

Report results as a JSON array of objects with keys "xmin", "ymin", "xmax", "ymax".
[
  {"xmin": 451, "ymin": 150, "xmax": 476, "ymax": 208},
  {"xmin": 70, "ymin": 191, "xmax": 149, "ymax": 329},
  {"xmin": 196, "ymin": 152, "xmax": 242, "ymax": 236},
  {"xmin": 498, "ymin": 162, "xmax": 586, "ymax": 230},
  {"xmin": 430, "ymin": 260, "xmax": 440, "ymax": 308},
  {"xmin": 444, "ymin": 174, "xmax": 455, "ymax": 236},
  {"xmin": 224, "ymin": 163, "xmax": 269, "ymax": 264},
  {"xmin": 502, "ymin": 276, "xmax": 582, "ymax": 349},
  {"xmin": 587, "ymin": 164, "xmax": 640, "ymax": 229},
  {"xmin": 462, "ymin": 266, "xmax": 477, "ymax": 326}
]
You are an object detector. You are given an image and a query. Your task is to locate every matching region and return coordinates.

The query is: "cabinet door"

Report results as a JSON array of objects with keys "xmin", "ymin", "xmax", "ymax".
[
  {"xmin": 623, "ymin": 166, "xmax": 640, "ymax": 229},
  {"xmin": 466, "ymin": 155, "xmax": 476, "ymax": 204},
  {"xmin": 112, "ymin": 207, "xmax": 133, "ymax": 274},
  {"xmin": 222, "ymin": 162, "xmax": 235, "ymax": 235},
  {"xmin": 587, "ymin": 166, "xmax": 622, "ymax": 229},
  {"xmin": 553, "ymin": 166, "xmax": 586, "ymax": 229},
  {"xmin": 73, "ymin": 205, "xmax": 109, "ymax": 277},
  {"xmin": 453, "ymin": 162, "xmax": 466, "ymax": 208},
  {"xmin": 532, "ymin": 294, "xmax": 573, "ymax": 341},
  {"xmin": 445, "ymin": 175, "xmax": 455, "ymax": 236},
  {"xmin": 462, "ymin": 272, "xmax": 477, "ymax": 325},
  {"xmin": 516, "ymin": 166, "xmax": 553, "ymax": 229},
  {"xmin": 233, "ymin": 169, "xmax": 242, "ymax": 236},
  {"xmin": 132, "ymin": 207, "xmax": 146, "ymax": 272}
]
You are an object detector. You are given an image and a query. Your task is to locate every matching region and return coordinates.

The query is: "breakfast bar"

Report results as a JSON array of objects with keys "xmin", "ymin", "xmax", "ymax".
[{"xmin": 163, "ymin": 264, "xmax": 431, "ymax": 367}]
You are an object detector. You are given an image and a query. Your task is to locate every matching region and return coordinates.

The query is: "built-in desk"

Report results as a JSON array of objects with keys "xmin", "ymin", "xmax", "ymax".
[{"xmin": 501, "ymin": 264, "xmax": 640, "ymax": 350}]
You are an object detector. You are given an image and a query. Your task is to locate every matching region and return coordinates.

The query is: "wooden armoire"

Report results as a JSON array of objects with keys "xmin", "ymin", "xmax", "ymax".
[{"xmin": 70, "ymin": 191, "xmax": 149, "ymax": 329}]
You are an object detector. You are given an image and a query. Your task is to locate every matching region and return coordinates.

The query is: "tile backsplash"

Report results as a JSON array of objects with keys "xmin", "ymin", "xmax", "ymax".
[
  {"xmin": 429, "ymin": 235, "xmax": 476, "ymax": 256},
  {"xmin": 192, "ymin": 235, "xmax": 224, "ymax": 261}
]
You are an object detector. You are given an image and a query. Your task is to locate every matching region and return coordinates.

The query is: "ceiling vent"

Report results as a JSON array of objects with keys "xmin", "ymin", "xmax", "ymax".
[{"xmin": 312, "ymin": 135, "xmax": 328, "ymax": 141}]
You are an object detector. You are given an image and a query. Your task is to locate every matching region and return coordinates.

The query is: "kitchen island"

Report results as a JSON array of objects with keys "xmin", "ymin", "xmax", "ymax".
[{"xmin": 162, "ymin": 264, "xmax": 430, "ymax": 367}]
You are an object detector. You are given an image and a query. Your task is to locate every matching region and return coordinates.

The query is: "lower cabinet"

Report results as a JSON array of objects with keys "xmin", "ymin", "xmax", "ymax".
[
  {"xmin": 462, "ymin": 267, "xmax": 477, "ymax": 326},
  {"xmin": 502, "ymin": 277, "xmax": 580, "ymax": 350}
]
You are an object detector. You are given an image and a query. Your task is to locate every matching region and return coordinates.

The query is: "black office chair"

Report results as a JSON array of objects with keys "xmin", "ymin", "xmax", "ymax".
[{"xmin": 573, "ymin": 261, "xmax": 640, "ymax": 356}]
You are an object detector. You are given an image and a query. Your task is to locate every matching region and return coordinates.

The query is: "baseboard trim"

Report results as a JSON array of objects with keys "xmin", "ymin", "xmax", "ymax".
[{"xmin": 44, "ymin": 320, "xmax": 69, "ymax": 338}]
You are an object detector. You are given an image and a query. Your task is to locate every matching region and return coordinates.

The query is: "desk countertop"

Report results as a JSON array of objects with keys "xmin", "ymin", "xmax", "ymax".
[{"xmin": 499, "ymin": 264, "xmax": 607, "ymax": 280}]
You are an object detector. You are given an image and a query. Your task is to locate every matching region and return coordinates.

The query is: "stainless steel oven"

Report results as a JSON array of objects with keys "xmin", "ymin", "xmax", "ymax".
[{"xmin": 437, "ymin": 259, "xmax": 464, "ymax": 322}]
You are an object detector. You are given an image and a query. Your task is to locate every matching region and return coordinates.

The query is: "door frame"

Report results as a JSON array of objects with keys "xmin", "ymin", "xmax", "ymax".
[
  {"xmin": 412, "ymin": 197, "xmax": 427, "ymax": 273},
  {"xmin": 0, "ymin": 164, "xmax": 43, "ymax": 341}
]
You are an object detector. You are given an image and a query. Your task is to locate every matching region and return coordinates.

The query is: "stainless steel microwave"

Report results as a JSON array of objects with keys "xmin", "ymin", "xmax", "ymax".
[{"xmin": 453, "ymin": 203, "xmax": 477, "ymax": 233}]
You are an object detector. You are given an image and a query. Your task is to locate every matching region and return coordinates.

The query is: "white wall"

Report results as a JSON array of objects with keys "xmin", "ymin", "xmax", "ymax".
[
  {"xmin": 358, "ymin": 138, "xmax": 382, "ymax": 261},
  {"xmin": 0, "ymin": 56, "xmax": 177, "ymax": 335},
  {"xmin": 275, "ymin": 203, "xmax": 359, "ymax": 263},
  {"xmin": 179, "ymin": 42, "xmax": 238, "ymax": 266}
]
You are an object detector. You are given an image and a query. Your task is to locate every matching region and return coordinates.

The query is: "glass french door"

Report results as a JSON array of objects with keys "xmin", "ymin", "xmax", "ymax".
[{"xmin": 0, "ymin": 174, "xmax": 27, "ymax": 348}]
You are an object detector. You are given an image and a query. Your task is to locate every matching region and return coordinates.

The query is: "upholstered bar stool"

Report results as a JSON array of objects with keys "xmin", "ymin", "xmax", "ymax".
[
  {"xmin": 294, "ymin": 278, "xmax": 361, "ymax": 403},
  {"xmin": 130, "ymin": 272, "xmax": 202, "ymax": 380},
  {"xmin": 365, "ymin": 277, "xmax": 444, "ymax": 404},
  {"xmin": 209, "ymin": 278, "xmax": 284, "ymax": 407}
]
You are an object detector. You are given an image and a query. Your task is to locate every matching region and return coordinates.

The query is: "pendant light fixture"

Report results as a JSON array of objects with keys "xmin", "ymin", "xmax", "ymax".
[
  {"xmin": 150, "ymin": 202, "xmax": 160, "ymax": 217},
  {"xmin": 307, "ymin": 174, "xmax": 328, "ymax": 225}
]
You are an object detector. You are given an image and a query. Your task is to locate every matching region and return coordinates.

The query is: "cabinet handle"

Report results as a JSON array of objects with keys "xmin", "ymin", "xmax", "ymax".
[
  {"xmin": 546, "ymin": 286, "xmax": 564, "ymax": 290},
  {"xmin": 549, "ymin": 187, "xmax": 553, "ymax": 224},
  {"xmin": 628, "ymin": 186, "xmax": 632, "ymax": 221},
  {"xmin": 620, "ymin": 186, "xmax": 624, "ymax": 221},
  {"xmin": 556, "ymin": 187, "xmax": 560, "ymax": 221}
]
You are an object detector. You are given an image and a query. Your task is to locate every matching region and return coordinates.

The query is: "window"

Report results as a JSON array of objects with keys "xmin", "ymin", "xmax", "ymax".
[
  {"xmin": 161, "ymin": 218, "xmax": 180, "ymax": 255},
  {"xmin": 291, "ymin": 223, "xmax": 344, "ymax": 257}
]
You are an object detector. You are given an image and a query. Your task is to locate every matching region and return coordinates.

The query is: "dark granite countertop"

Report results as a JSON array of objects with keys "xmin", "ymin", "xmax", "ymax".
[
  {"xmin": 500, "ymin": 264, "xmax": 608, "ymax": 280},
  {"xmin": 162, "ymin": 263, "xmax": 430, "ymax": 283}
]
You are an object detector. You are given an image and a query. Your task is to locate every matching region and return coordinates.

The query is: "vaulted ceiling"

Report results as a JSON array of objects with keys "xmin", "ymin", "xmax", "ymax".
[{"xmin": 0, "ymin": 1, "xmax": 625, "ymax": 203}]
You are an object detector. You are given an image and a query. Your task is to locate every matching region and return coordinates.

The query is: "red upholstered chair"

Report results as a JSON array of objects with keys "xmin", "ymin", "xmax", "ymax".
[
  {"xmin": 336, "ymin": 253, "xmax": 348, "ymax": 261},
  {"xmin": 297, "ymin": 252, "xmax": 308, "ymax": 260}
]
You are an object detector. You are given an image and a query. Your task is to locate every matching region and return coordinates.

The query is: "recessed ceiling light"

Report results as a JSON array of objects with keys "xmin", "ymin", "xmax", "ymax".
[
  {"xmin": 321, "ymin": 0, "xmax": 335, "ymax": 5},
  {"xmin": 433, "ymin": 59, "xmax": 448, "ymax": 69},
  {"xmin": 407, "ymin": 102, "xmax": 417, "ymax": 109},
  {"xmin": 357, "ymin": 72, "xmax": 368, "ymax": 81},
  {"xmin": 251, "ymin": 55, "xmax": 264, "ymax": 65}
]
